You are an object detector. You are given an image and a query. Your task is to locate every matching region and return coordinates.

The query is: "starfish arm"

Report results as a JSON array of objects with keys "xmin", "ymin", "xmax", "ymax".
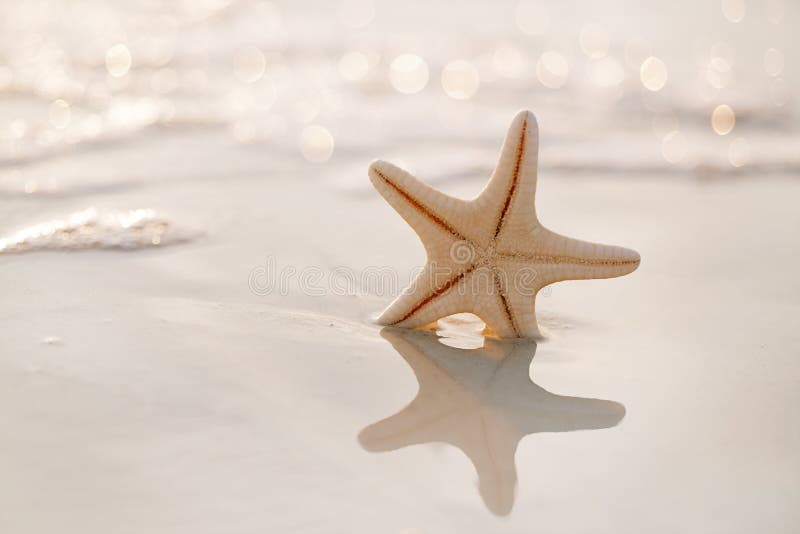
[
  {"xmin": 369, "ymin": 160, "xmax": 476, "ymax": 251},
  {"xmin": 492, "ymin": 261, "xmax": 544, "ymax": 338},
  {"xmin": 474, "ymin": 110, "xmax": 540, "ymax": 243},
  {"xmin": 375, "ymin": 262, "xmax": 476, "ymax": 327},
  {"xmin": 472, "ymin": 269, "xmax": 519, "ymax": 338},
  {"xmin": 501, "ymin": 226, "xmax": 640, "ymax": 284},
  {"xmin": 359, "ymin": 330, "xmax": 472, "ymax": 451},
  {"xmin": 379, "ymin": 265, "xmax": 524, "ymax": 335},
  {"xmin": 503, "ymin": 291, "xmax": 541, "ymax": 338}
]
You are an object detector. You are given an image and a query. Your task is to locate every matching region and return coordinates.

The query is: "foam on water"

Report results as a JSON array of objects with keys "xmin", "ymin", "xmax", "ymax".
[{"xmin": 0, "ymin": 208, "xmax": 192, "ymax": 254}]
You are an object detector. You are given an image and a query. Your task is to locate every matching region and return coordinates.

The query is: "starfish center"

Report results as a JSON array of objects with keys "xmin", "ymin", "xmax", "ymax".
[{"xmin": 460, "ymin": 239, "xmax": 500, "ymax": 267}]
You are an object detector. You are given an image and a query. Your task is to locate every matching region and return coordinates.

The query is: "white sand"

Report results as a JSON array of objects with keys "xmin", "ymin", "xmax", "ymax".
[{"xmin": 1, "ymin": 125, "xmax": 798, "ymax": 532}]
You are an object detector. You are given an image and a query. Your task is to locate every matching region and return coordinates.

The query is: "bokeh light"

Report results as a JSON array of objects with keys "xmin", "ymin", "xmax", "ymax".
[
  {"xmin": 536, "ymin": 51, "xmax": 569, "ymax": 89},
  {"xmin": 579, "ymin": 24, "xmax": 609, "ymax": 59},
  {"xmin": 106, "ymin": 44, "xmax": 132, "ymax": 78},
  {"xmin": 390, "ymin": 54, "xmax": 429, "ymax": 94},
  {"xmin": 589, "ymin": 57, "xmax": 625, "ymax": 88},
  {"xmin": 640, "ymin": 57, "xmax": 668, "ymax": 91},
  {"xmin": 338, "ymin": 51, "xmax": 370, "ymax": 81},
  {"xmin": 300, "ymin": 125, "xmax": 334, "ymax": 162},
  {"xmin": 706, "ymin": 57, "xmax": 731, "ymax": 89},
  {"xmin": 721, "ymin": 0, "xmax": 746, "ymax": 22},
  {"xmin": 711, "ymin": 104, "xmax": 735, "ymax": 135},
  {"xmin": 441, "ymin": 60, "xmax": 480, "ymax": 100},
  {"xmin": 763, "ymin": 48, "xmax": 784, "ymax": 77},
  {"xmin": 234, "ymin": 45, "xmax": 266, "ymax": 84},
  {"xmin": 0, "ymin": 0, "xmax": 793, "ymax": 190}
]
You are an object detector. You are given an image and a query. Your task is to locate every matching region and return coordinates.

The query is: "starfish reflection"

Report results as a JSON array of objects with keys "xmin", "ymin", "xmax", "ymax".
[{"xmin": 359, "ymin": 327, "xmax": 625, "ymax": 516}]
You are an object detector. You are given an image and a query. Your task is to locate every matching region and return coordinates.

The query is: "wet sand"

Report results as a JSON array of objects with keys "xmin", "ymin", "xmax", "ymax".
[{"xmin": 1, "ymin": 125, "xmax": 798, "ymax": 532}]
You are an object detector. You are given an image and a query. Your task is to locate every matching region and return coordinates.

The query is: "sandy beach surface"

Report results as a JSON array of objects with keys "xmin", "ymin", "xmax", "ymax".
[
  {"xmin": 2, "ymin": 128, "xmax": 799, "ymax": 532},
  {"xmin": 1, "ymin": 0, "xmax": 799, "ymax": 532}
]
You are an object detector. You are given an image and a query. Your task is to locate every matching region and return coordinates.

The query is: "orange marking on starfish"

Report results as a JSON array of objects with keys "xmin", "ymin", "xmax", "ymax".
[
  {"xmin": 373, "ymin": 168, "xmax": 468, "ymax": 242},
  {"xmin": 394, "ymin": 265, "xmax": 477, "ymax": 324},
  {"xmin": 494, "ymin": 115, "xmax": 528, "ymax": 239},
  {"xmin": 492, "ymin": 270, "xmax": 518, "ymax": 336}
]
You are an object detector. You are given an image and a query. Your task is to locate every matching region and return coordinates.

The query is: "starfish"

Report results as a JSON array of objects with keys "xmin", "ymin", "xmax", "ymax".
[
  {"xmin": 359, "ymin": 328, "xmax": 625, "ymax": 516},
  {"xmin": 369, "ymin": 110, "xmax": 640, "ymax": 338}
]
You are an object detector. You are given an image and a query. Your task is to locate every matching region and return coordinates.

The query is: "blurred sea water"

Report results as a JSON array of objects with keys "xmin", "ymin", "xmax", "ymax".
[{"xmin": 0, "ymin": 0, "xmax": 797, "ymax": 202}]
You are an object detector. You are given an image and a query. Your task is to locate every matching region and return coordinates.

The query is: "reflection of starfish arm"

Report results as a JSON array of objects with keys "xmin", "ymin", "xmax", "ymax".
[
  {"xmin": 359, "ymin": 397, "xmax": 520, "ymax": 517},
  {"xmin": 358, "ymin": 331, "xmax": 522, "ymax": 515},
  {"xmin": 487, "ymin": 341, "xmax": 627, "ymax": 434},
  {"xmin": 359, "ymin": 330, "xmax": 465, "ymax": 450},
  {"xmin": 509, "ymin": 393, "xmax": 626, "ymax": 435},
  {"xmin": 359, "ymin": 329, "xmax": 626, "ymax": 516}
]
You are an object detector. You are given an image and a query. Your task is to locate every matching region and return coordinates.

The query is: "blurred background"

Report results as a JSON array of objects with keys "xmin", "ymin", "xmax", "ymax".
[{"xmin": 0, "ymin": 0, "xmax": 796, "ymax": 207}]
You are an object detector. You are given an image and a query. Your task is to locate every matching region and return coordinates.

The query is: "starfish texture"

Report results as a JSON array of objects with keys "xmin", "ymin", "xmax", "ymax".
[
  {"xmin": 369, "ymin": 110, "xmax": 640, "ymax": 338},
  {"xmin": 359, "ymin": 328, "xmax": 625, "ymax": 515}
]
